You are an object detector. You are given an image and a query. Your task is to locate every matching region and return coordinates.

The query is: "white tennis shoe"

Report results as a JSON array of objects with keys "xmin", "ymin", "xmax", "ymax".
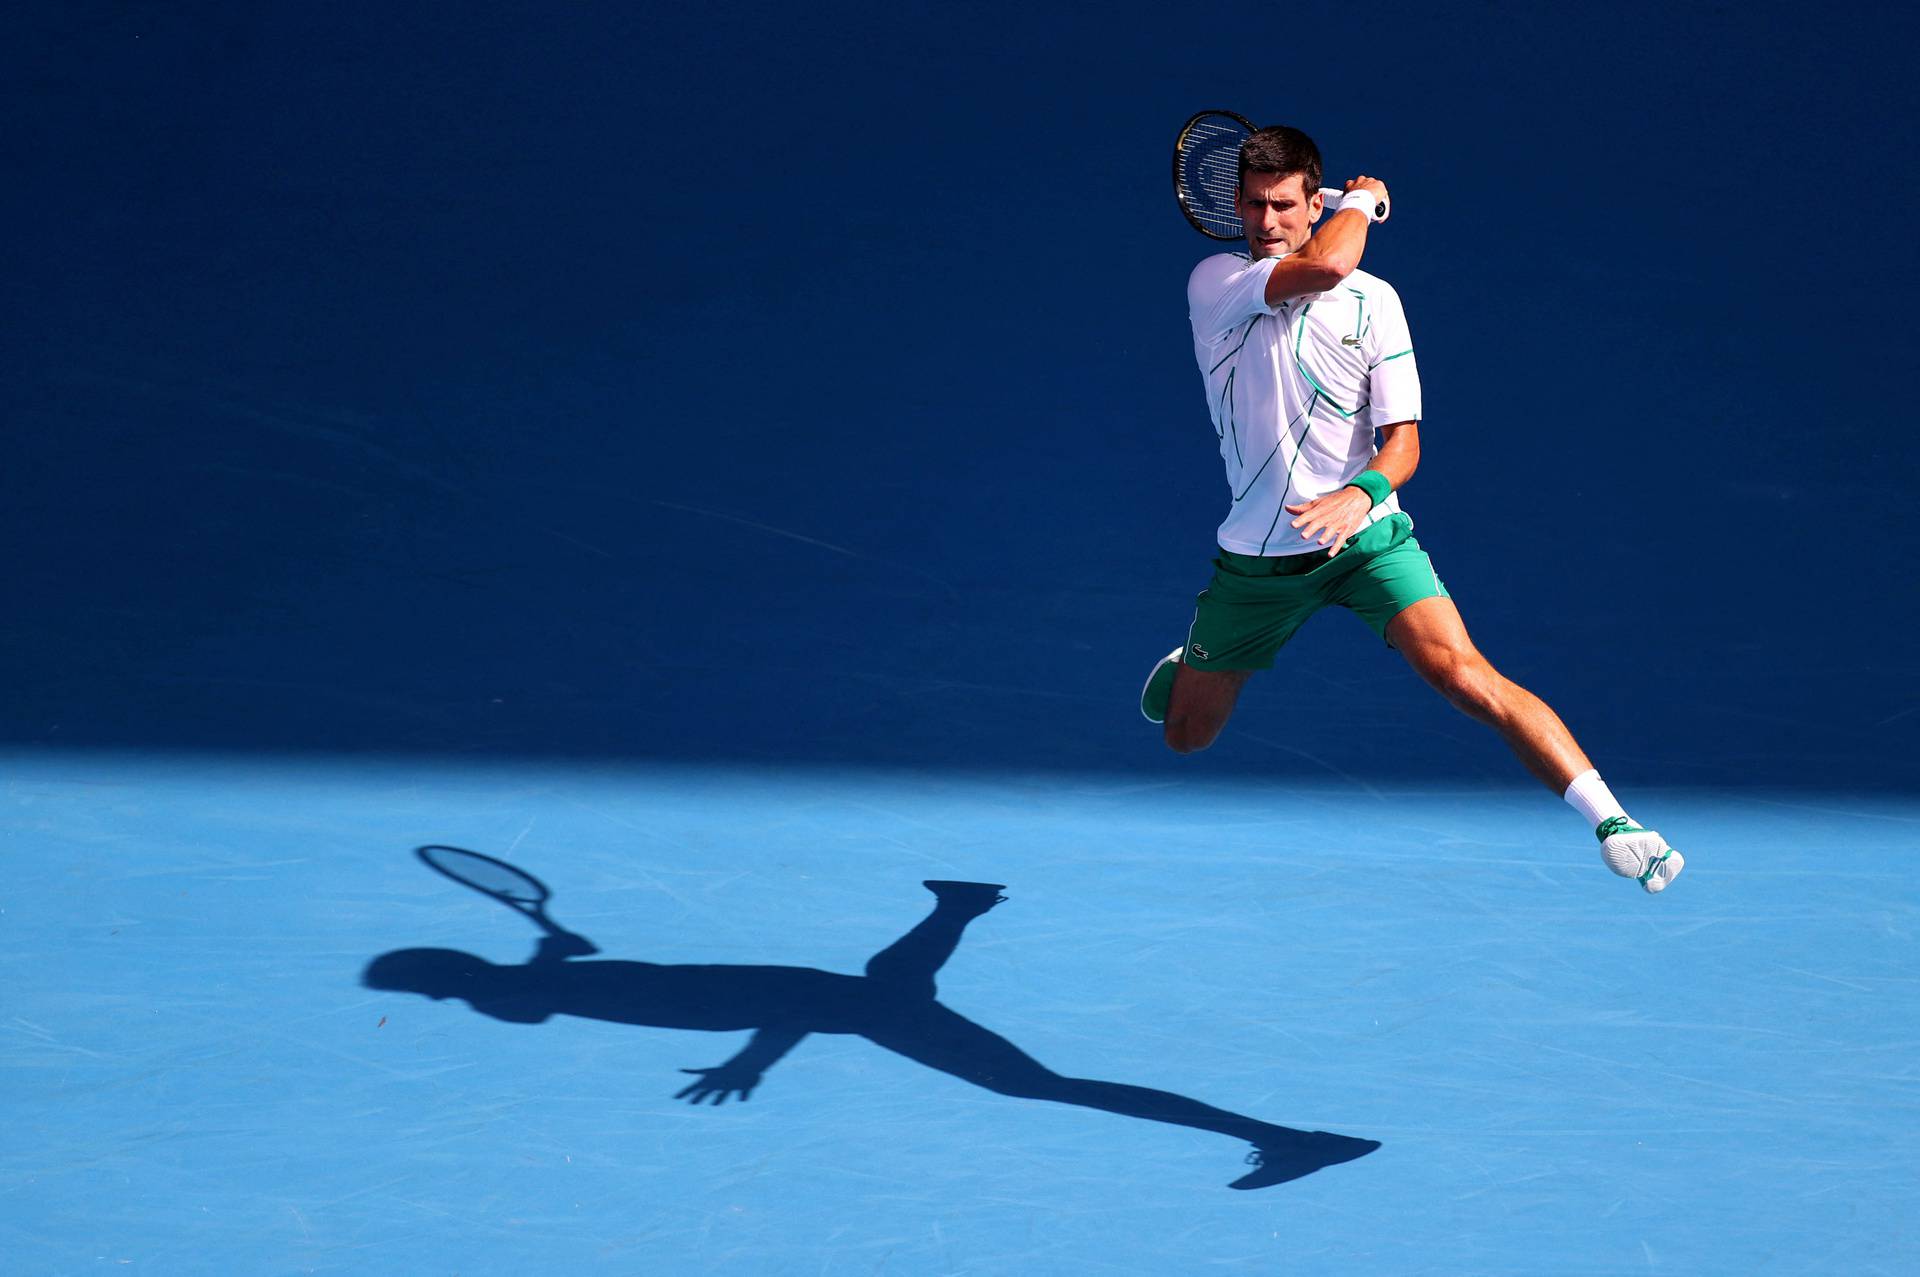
[
  {"xmin": 1597, "ymin": 816, "xmax": 1684, "ymax": 894},
  {"xmin": 1139, "ymin": 647, "xmax": 1184, "ymax": 724}
]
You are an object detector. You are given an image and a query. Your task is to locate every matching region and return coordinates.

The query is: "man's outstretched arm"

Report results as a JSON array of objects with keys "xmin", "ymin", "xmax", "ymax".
[{"xmin": 676, "ymin": 1026, "xmax": 810, "ymax": 1105}]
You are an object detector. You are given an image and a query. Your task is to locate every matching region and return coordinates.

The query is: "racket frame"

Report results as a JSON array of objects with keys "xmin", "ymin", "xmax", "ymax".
[
  {"xmin": 413, "ymin": 844, "xmax": 600, "ymax": 959},
  {"xmin": 1172, "ymin": 108, "xmax": 1258, "ymax": 242},
  {"xmin": 416, "ymin": 844, "xmax": 567, "ymax": 934}
]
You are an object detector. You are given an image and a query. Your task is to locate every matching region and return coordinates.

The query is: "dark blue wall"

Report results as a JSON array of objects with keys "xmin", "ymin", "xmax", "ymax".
[{"xmin": 8, "ymin": 1, "xmax": 1916, "ymax": 788}]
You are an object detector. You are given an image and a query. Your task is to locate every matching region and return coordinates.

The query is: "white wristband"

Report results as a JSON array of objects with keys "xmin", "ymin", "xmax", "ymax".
[{"xmin": 1338, "ymin": 189, "xmax": 1384, "ymax": 222}]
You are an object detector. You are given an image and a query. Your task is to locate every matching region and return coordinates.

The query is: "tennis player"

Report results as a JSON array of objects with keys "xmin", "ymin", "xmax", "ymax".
[{"xmin": 1143, "ymin": 125, "xmax": 1682, "ymax": 894}]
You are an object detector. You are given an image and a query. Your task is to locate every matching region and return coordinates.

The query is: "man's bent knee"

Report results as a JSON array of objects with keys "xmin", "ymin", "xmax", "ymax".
[
  {"xmin": 1162, "ymin": 665, "xmax": 1249, "ymax": 754},
  {"xmin": 1163, "ymin": 716, "xmax": 1222, "ymax": 755}
]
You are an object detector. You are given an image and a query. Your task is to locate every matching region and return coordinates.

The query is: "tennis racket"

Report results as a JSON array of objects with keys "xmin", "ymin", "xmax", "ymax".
[
  {"xmin": 1173, "ymin": 109, "xmax": 1389, "ymax": 241},
  {"xmin": 416, "ymin": 844, "xmax": 598, "ymax": 953}
]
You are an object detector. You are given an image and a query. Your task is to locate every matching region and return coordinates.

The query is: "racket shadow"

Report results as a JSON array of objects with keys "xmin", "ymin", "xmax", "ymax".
[{"xmin": 364, "ymin": 854, "xmax": 1378, "ymax": 1191}]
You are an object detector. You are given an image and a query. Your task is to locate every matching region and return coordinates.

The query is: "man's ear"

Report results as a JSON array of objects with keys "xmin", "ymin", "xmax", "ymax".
[{"xmin": 1308, "ymin": 188, "xmax": 1326, "ymax": 224}]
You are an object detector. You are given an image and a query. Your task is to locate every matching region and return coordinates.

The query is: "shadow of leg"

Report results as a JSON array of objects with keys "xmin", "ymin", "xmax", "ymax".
[
  {"xmin": 862, "ymin": 881, "xmax": 1007, "ymax": 999},
  {"xmin": 865, "ymin": 1002, "xmax": 1377, "ymax": 1189}
]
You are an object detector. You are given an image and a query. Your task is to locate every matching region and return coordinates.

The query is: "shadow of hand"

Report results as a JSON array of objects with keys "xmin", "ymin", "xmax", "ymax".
[{"xmin": 675, "ymin": 1063, "xmax": 762, "ymax": 1105}]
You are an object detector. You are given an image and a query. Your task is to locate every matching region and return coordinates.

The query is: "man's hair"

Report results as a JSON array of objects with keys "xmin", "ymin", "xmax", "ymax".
[{"xmin": 1237, "ymin": 125, "xmax": 1323, "ymax": 198}]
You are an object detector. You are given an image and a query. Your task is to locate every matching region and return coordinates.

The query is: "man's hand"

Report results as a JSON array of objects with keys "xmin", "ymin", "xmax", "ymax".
[
  {"xmin": 1331, "ymin": 176, "xmax": 1390, "ymax": 225},
  {"xmin": 675, "ymin": 1062, "xmax": 763, "ymax": 1105},
  {"xmin": 1286, "ymin": 487, "xmax": 1373, "ymax": 556},
  {"xmin": 1341, "ymin": 176, "xmax": 1389, "ymax": 206}
]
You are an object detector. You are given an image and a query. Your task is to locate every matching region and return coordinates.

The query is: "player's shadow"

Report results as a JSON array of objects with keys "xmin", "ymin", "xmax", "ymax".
[{"xmin": 363, "ymin": 856, "xmax": 1378, "ymax": 1190}]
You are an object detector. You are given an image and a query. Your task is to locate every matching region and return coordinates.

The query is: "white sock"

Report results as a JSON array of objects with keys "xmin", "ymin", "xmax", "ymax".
[{"xmin": 1563, "ymin": 768, "xmax": 1629, "ymax": 831}]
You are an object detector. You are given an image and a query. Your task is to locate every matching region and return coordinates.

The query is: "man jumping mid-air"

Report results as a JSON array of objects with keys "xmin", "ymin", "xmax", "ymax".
[{"xmin": 1141, "ymin": 125, "xmax": 1682, "ymax": 894}]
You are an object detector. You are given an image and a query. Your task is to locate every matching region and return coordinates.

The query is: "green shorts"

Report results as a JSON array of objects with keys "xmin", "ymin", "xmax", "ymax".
[{"xmin": 1184, "ymin": 514, "xmax": 1449, "ymax": 671}]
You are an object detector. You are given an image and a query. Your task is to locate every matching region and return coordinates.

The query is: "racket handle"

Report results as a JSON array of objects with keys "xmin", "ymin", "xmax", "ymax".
[{"xmin": 1319, "ymin": 187, "xmax": 1390, "ymax": 223}]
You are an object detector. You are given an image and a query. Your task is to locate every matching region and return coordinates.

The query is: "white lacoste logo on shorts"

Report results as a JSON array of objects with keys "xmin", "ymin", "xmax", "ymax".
[{"xmin": 1189, "ymin": 643, "xmax": 1209, "ymax": 660}]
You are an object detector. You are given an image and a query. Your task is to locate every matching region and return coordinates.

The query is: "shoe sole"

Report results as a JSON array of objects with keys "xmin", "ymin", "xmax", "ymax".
[
  {"xmin": 1641, "ymin": 848, "xmax": 1684, "ymax": 894},
  {"xmin": 1602, "ymin": 827, "xmax": 1684, "ymax": 895},
  {"xmin": 1139, "ymin": 647, "xmax": 1184, "ymax": 724}
]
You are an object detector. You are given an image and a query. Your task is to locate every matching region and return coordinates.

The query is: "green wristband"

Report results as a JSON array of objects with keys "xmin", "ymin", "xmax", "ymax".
[{"xmin": 1344, "ymin": 469, "xmax": 1392, "ymax": 507}]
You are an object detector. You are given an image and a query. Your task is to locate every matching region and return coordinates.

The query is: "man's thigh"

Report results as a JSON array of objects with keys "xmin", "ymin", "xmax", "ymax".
[
  {"xmin": 1383, "ymin": 594, "xmax": 1479, "ymax": 680},
  {"xmin": 1329, "ymin": 527, "xmax": 1450, "ymax": 648},
  {"xmin": 1184, "ymin": 559, "xmax": 1325, "ymax": 673}
]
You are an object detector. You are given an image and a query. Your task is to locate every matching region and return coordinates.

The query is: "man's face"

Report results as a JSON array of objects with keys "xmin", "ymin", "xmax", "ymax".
[{"xmin": 1237, "ymin": 171, "xmax": 1323, "ymax": 259}]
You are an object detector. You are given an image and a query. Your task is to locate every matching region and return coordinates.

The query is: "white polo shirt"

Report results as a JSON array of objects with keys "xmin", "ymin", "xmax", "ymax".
[{"xmin": 1187, "ymin": 252, "xmax": 1422, "ymax": 556}]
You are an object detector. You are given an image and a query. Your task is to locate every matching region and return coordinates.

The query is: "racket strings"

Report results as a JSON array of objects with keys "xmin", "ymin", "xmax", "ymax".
[
  {"xmin": 418, "ymin": 846, "xmax": 550, "ymax": 904},
  {"xmin": 1176, "ymin": 115, "xmax": 1249, "ymax": 240}
]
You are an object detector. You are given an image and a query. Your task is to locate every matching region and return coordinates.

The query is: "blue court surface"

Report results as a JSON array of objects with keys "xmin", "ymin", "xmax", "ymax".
[{"xmin": 7, "ymin": 752, "xmax": 1916, "ymax": 1274}]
